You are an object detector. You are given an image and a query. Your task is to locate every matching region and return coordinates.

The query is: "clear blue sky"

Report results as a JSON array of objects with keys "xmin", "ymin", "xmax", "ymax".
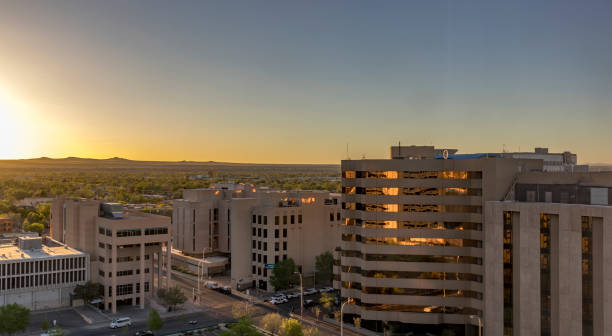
[{"xmin": 1, "ymin": 0, "xmax": 611, "ymax": 163}]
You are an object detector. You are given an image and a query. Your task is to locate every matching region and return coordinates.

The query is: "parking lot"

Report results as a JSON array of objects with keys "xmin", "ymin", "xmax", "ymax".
[
  {"xmin": 26, "ymin": 308, "xmax": 86, "ymax": 334},
  {"xmin": 263, "ymin": 287, "xmax": 338, "ymax": 315}
]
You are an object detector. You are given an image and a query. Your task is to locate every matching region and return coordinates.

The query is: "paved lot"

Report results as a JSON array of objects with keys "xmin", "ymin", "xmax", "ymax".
[{"xmin": 27, "ymin": 308, "xmax": 85, "ymax": 335}]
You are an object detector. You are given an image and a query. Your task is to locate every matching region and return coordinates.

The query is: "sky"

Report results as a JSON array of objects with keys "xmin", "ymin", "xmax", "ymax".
[{"xmin": 1, "ymin": 0, "xmax": 611, "ymax": 164}]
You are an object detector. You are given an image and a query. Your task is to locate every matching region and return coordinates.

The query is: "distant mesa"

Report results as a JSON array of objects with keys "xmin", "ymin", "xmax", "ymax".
[{"xmin": 106, "ymin": 157, "xmax": 129, "ymax": 161}]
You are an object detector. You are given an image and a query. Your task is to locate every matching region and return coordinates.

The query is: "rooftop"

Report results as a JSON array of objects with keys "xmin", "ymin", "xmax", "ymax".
[{"xmin": 0, "ymin": 239, "xmax": 85, "ymax": 261}]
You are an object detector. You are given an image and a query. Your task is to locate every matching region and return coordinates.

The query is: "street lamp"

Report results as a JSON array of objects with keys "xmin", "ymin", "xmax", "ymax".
[
  {"xmin": 469, "ymin": 315, "xmax": 482, "ymax": 336},
  {"xmin": 340, "ymin": 297, "xmax": 354, "ymax": 336},
  {"xmin": 293, "ymin": 271, "xmax": 303, "ymax": 321}
]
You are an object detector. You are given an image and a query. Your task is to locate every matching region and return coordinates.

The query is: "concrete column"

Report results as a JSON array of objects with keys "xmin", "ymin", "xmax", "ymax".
[
  {"xmin": 552, "ymin": 209, "xmax": 581, "ymax": 336},
  {"xmin": 157, "ymin": 249, "xmax": 162, "ymax": 290},
  {"xmin": 484, "ymin": 203, "xmax": 503, "ymax": 335},
  {"xmin": 166, "ymin": 241, "xmax": 172, "ymax": 288},
  {"xmin": 593, "ymin": 216, "xmax": 612, "ymax": 336},
  {"xmin": 111, "ymin": 243, "xmax": 117, "ymax": 314},
  {"xmin": 515, "ymin": 207, "xmax": 541, "ymax": 335},
  {"xmin": 139, "ymin": 243, "xmax": 145, "ymax": 309}
]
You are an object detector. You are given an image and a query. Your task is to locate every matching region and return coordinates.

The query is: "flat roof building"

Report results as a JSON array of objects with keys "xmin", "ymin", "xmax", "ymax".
[
  {"xmin": 51, "ymin": 199, "xmax": 171, "ymax": 313},
  {"xmin": 0, "ymin": 236, "xmax": 89, "ymax": 310},
  {"xmin": 173, "ymin": 183, "xmax": 341, "ymax": 292}
]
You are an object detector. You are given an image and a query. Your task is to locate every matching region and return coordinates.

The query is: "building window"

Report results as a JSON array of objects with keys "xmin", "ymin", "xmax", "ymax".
[
  {"xmin": 257, "ymin": 268, "xmax": 261, "ymax": 275},
  {"xmin": 291, "ymin": 215, "xmax": 295, "ymax": 224},
  {"xmin": 263, "ymin": 269, "xmax": 267, "ymax": 277},
  {"xmin": 145, "ymin": 282, "xmax": 150, "ymax": 292},
  {"xmin": 258, "ymin": 215, "xmax": 262, "ymax": 224},
  {"xmin": 283, "ymin": 229, "xmax": 287, "ymax": 238},
  {"xmin": 582, "ymin": 217, "xmax": 594, "ymax": 336},
  {"xmin": 275, "ymin": 229, "xmax": 279, "ymax": 238},
  {"xmin": 258, "ymin": 228, "xmax": 261, "ymax": 237},
  {"xmin": 252, "ymin": 266, "xmax": 256, "ymax": 274},
  {"xmin": 330, "ymin": 213, "xmax": 334, "ymax": 221},
  {"xmin": 275, "ymin": 242, "xmax": 279, "ymax": 251},
  {"xmin": 252, "ymin": 253, "xmax": 256, "ymax": 262},
  {"xmin": 264, "ymin": 242, "xmax": 267, "ymax": 251},
  {"xmin": 283, "ymin": 254, "xmax": 287, "ymax": 261},
  {"xmin": 264, "ymin": 216, "xmax": 268, "ymax": 225},
  {"xmin": 503, "ymin": 212, "xmax": 514, "ymax": 336},
  {"xmin": 99, "ymin": 270, "xmax": 104, "ymax": 278},
  {"xmin": 275, "ymin": 255, "xmax": 279, "ymax": 263},
  {"xmin": 145, "ymin": 227, "xmax": 168, "ymax": 235},
  {"xmin": 258, "ymin": 254, "xmax": 262, "ymax": 263},
  {"xmin": 258, "ymin": 241, "xmax": 262, "ymax": 250},
  {"xmin": 275, "ymin": 216, "xmax": 279, "ymax": 225},
  {"xmin": 298, "ymin": 214, "xmax": 302, "ymax": 223},
  {"xmin": 540, "ymin": 214, "xmax": 552, "ymax": 336},
  {"xmin": 283, "ymin": 216, "xmax": 287, "ymax": 225},
  {"xmin": 263, "ymin": 229, "xmax": 268, "ymax": 238},
  {"xmin": 117, "ymin": 229, "xmax": 142, "ymax": 237},
  {"xmin": 283, "ymin": 242, "xmax": 287, "ymax": 250},
  {"xmin": 252, "ymin": 215, "xmax": 256, "ymax": 224},
  {"xmin": 98, "ymin": 242, "xmax": 105, "ymax": 249},
  {"xmin": 264, "ymin": 255, "xmax": 267, "ymax": 264},
  {"xmin": 337, "ymin": 212, "xmax": 341, "ymax": 221},
  {"xmin": 252, "ymin": 240, "xmax": 256, "ymax": 249},
  {"xmin": 252, "ymin": 228, "xmax": 256, "ymax": 236}
]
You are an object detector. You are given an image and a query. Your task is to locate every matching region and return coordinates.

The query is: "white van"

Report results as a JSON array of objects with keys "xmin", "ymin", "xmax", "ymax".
[{"xmin": 110, "ymin": 317, "xmax": 132, "ymax": 329}]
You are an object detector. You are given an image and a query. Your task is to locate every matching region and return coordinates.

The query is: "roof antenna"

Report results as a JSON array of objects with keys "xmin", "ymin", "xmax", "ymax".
[{"xmin": 346, "ymin": 143, "xmax": 350, "ymax": 160}]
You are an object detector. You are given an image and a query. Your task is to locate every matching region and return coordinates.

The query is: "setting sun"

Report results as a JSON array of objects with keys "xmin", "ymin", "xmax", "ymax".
[{"xmin": 0, "ymin": 88, "xmax": 28, "ymax": 159}]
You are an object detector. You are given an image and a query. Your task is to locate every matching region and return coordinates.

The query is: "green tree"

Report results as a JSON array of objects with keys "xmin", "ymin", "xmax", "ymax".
[
  {"xmin": 269, "ymin": 258, "xmax": 298, "ymax": 291},
  {"xmin": 0, "ymin": 303, "xmax": 30, "ymax": 335},
  {"xmin": 147, "ymin": 309, "xmax": 163, "ymax": 331},
  {"xmin": 26, "ymin": 211, "xmax": 43, "ymax": 225},
  {"xmin": 220, "ymin": 318, "xmax": 262, "ymax": 336},
  {"xmin": 315, "ymin": 251, "xmax": 333, "ymax": 285},
  {"xmin": 41, "ymin": 317, "xmax": 51, "ymax": 331},
  {"xmin": 74, "ymin": 281, "xmax": 102, "ymax": 302},
  {"xmin": 280, "ymin": 318, "xmax": 303, "ymax": 336},
  {"xmin": 319, "ymin": 292, "xmax": 335, "ymax": 310},
  {"xmin": 25, "ymin": 222, "xmax": 44, "ymax": 234},
  {"xmin": 259, "ymin": 313, "xmax": 283, "ymax": 334},
  {"xmin": 158, "ymin": 286, "xmax": 187, "ymax": 310}
]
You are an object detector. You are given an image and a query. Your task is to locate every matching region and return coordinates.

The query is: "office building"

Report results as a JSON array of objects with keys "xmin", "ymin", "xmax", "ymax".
[
  {"xmin": 338, "ymin": 145, "xmax": 543, "ymax": 334},
  {"xmin": 500, "ymin": 147, "xmax": 586, "ymax": 172},
  {"xmin": 0, "ymin": 217, "xmax": 12, "ymax": 233},
  {"xmin": 485, "ymin": 172, "xmax": 612, "ymax": 336},
  {"xmin": 0, "ymin": 236, "xmax": 89, "ymax": 310},
  {"xmin": 172, "ymin": 183, "xmax": 341, "ymax": 292},
  {"xmin": 51, "ymin": 199, "xmax": 171, "ymax": 313}
]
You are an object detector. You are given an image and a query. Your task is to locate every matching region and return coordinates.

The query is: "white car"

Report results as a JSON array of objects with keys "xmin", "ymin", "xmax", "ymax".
[
  {"xmin": 304, "ymin": 288, "xmax": 318, "ymax": 295},
  {"xmin": 319, "ymin": 287, "xmax": 334, "ymax": 292},
  {"xmin": 40, "ymin": 330, "xmax": 62, "ymax": 336},
  {"xmin": 270, "ymin": 298, "xmax": 288, "ymax": 304},
  {"xmin": 110, "ymin": 317, "xmax": 132, "ymax": 329},
  {"xmin": 287, "ymin": 292, "xmax": 300, "ymax": 298},
  {"xmin": 205, "ymin": 281, "xmax": 218, "ymax": 289}
]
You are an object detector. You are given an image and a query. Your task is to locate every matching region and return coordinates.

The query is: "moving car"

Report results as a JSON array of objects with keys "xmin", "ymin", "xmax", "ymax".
[
  {"xmin": 110, "ymin": 317, "xmax": 132, "ymax": 329},
  {"xmin": 205, "ymin": 281, "xmax": 219, "ymax": 289},
  {"xmin": 188, "ymin": 320, "xmax": 198, "ymax": 325},
  {"xmin": 220, "ymin": 285, "xmax": 232, "ymax": 294},
  {"xmin": 134, "ymin": 331, "xmax": 154, "ymax": 336}
]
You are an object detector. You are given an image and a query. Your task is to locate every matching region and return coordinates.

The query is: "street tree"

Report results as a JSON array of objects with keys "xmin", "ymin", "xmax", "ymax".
[
  {"xmin": 314, "ymin": 251, "xmax": 333, "ymax": 284},
  {"xmin": 147, "ymin": 309, "xmax": 163, "ymax": 331},
  {"xmin": 41, "ymin": 317, "xmax": 51, "ymax": 331},
  {"xmin": 0, "ymin": 303, "xmax": 30, "ymax": 335},
  {"xmin": 269, "ymin": 258, "xmax": 298, "ymax": 291},
  {"xmin": 259, "ymin": 313, "xmax": 283, "ymax": 334},
  {"xmin": 159, "ymin": 286, "xmax": 187, "ymax": 310},
  {"xmin": 280, "ymin": 318, "xmax": 303, "ymax": 336},
  {"xmin": 73, "ymin": 281, "xmax": 102, "ymax": 302},
  {"xmin": 319, "ymin": 292, "xmax": 335, "ymax": 310}
]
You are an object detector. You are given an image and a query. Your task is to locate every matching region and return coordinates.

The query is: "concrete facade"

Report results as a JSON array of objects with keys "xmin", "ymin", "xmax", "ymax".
[
  {"xmin": 485, "ymin": 202, "xmax": 612, "ymax": 336},
  {"xmin": 0, "ymin": 237, "xmax": 89, "ymax": 310},
  {"xmin": 172, "ymin": 183, "xmax": 341, "ymax": 292},
  {"xmin": 51, "ymin": 199, "xmax": 172, "ymax": 313},
  {"xmin": 0, "ymin": 217, "xmax": 12, "ymax": 233}
]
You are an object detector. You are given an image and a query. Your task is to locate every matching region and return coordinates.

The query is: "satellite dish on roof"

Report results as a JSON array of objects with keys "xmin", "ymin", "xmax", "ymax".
[{"xmin": 443, "ymin": 150, "xmax": 449, "ymax": 160}]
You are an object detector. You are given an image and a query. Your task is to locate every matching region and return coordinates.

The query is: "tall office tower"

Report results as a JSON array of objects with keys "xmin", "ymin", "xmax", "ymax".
[
  {"xmin": 51, "ymin": 199, "xmax": 171, "ymax": 313},
  {"xmin": 172, "ymin": 183, "xmax": 341, "ymax": 292},
  {"xmin": 337, "ymin": 145, "xmax": 542, "ymax": 334}
]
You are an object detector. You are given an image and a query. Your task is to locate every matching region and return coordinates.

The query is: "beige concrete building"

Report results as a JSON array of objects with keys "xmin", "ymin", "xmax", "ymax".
[
  {"xmin": 0, "ymin": 236, "xmax": 88, "ymax": 310},
  {"xmin": 172, "ymin": 183, "xmax": 341, "ymax": 292},
  {"xmin": 338, "ymin": 146, "xmax": 543, "ymax": 334},
  {"xmin": 51, "ymin": 199, "xmax": 171, "ymax": 313}
]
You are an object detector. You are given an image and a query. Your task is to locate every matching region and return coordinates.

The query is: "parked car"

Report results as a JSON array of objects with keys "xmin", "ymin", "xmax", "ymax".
[
  {"xmin": 205, "ymin": 281, "xmax": 218, "ymax": 289},
  {"xmin": 110, "ymin": 317, "xmax": 132, "ymax": 329},
  {"xmin": 319, "ymin": 287, "xmax": 334, "ymax": 292},
  {"xmin": 270, "ymin": 297, "xmax": 288, "ymax": 304},
  {"xmin": 220, "ymin": 285, "xmax": 232, "ymax": 294},
  {"xmin": 287, "ymin": 292, "xmax": 300, "ymax": 298},
  {"xmin": 304, "ymin": 288, "xmax": 317, "ymax": 295},
  {"xmin": 134, "ymin": 331, "xmax": 154, "ymax": 336}
]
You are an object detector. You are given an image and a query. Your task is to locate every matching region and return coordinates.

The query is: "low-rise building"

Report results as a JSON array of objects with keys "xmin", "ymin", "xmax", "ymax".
[
  {"xmin": 0, "ymin": 217, "xmax": 12, "ymax": 233},
  {"xmin": 51, "ymin": 199, "xmax": 172, "ymax": 313},
  {"xmin": 173, "ymin": 183, "xmax": 341, "ymax": 292},
  {"xmin": 0, "ymin": 236, "xmax": 89, "ymax": 310}
]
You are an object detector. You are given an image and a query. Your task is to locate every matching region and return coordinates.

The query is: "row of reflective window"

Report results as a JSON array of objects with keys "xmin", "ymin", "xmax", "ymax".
[
  {"xmin": 340, "ymin": 267, "xmax": 482, "ymax": 282},
  {"xmin": 343, "ymin": 203, "xmax": 482, "ymax": 213},
  {"xmin": 342, "ymin": 170, "xmax": 482, "ymax": 180},
  {"xmin": 0, "ymin": 257, "xmax": 87, "ymax": 276},
  {"xmin": 98, "ymin": 255, "xmax": 150, "ymax": 263},
  {"xmin": 341, "ymin": 250, "xmax": 482, "ymax": 265},
  {"xmin": 109, "ymin": 282, "xmax": 149, "ymax": 296},
  {"xmin": 253, "ymin": 214, "xmax": 303, "ymax": 225},
  {"xmin": 98, "ymin": 268, "xmax": 149, "ymax": 277},
  {"xmin": 252, "ymin": 240, "xmax": 287, "ymax": 252},
  {"xmin": 341, "ymin": 234, "xmax": 482, "ymax": 248},
  {"xmin": 0, "ymin": 270, "xmax": 86, "ymax": 291},
  {"xmin": 343, "ymin": 219, "xmax": 482, "ymax": 231},
  {"xmin": 343, "ymin": 187, "xmax": 482, "ymax": 196},
  {"xmin": 253, "ymin": 228, "xmax": 288, "ymax": 239},
  {"xmin": 98, "ymin": 226, "xmax": 168, "ymax": 237}
]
